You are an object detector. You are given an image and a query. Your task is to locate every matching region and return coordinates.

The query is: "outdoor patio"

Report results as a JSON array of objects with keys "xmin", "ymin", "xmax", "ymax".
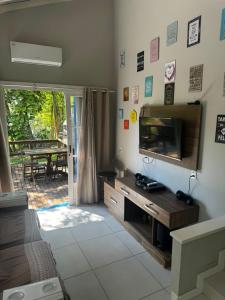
[{"xmin": 12, "ymin": 163, "xmax": 69, "ymax": 209}]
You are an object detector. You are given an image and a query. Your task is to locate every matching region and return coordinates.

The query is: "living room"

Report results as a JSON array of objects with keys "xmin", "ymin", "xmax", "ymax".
[{"xmin": 0, "ymin": 0, "xmax": 225, "ymax": 300}]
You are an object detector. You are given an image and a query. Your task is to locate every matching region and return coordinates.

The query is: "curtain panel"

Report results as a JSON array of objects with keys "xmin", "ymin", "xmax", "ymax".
[
  {"xmin": 76, "ymin": 88, "xmax": 113, "ymax": 205},
  {"xmin": 0, "ymin": 117, "xmax": 13, "ymax": 192}
]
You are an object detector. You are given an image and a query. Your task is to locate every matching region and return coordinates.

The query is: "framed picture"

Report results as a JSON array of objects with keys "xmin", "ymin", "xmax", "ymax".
[
  {"xmin": 132, "ymin": 86, "xmax": 139, "ymax": 104},
  {"xmin": 187, "ymin": 16, "xmax": 201, "ymax": 47},
  {"xmin": 215, "ymin": 115, "xmax": 225, "ymax": 144},
  {"xmin": 123, "ymin": 87, "xmax": 129, "ymax": 101},
  {"xmin": 145, "ymin": 76, "xmax": 153, "ymax": 97},
  {"xmin": 124, "ymin": 119, "xmax": 129, "ymax": 130},
  {"xmin": 118, "ymin": 109, "xmax": 124, "ymax": 120},
  {"xmin": 137, "ymin": 51, "xmax": 144, "ymax": 72},
  {"xmin": 130, "ymin": 110, "xmax": 137, "ymax": 124},
  {"xmin": 167, "ymin": 21, "xmax": 178, "ymax": 46},
  {"xmin": 150, "ymin": 37, "xmax": 160, "ymax": 63},
  {"xmin": 220, "ymin": 8, "xmax": 225, "ymax": 41},
  {"xmin": 165, "ymin": 60, "xmax": 176, "ymax": 84},
  {"xmin": 223, "ymin": 73, "xmax": 225, "ymax": 96},
  {"xmin": 164, "ymin": 83, "xmax": 175, "ymax": 105},
  {"xmin": 120, "ymin": 50, "xmax": 126, "ymax": 68},
  {"xmin": 189, "ymin": 64, "xmax": 204, "ymax": 92}
]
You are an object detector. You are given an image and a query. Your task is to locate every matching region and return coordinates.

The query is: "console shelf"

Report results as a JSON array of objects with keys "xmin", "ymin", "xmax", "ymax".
[{"xmin": 104, "ymin": 171, "xmax": 199, "ymax": 268}]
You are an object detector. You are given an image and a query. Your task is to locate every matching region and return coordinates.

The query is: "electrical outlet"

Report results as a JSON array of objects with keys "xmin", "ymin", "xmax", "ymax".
[{"xmin": 190, "ymin": 171, "xmax": 197, "ymax": 179}]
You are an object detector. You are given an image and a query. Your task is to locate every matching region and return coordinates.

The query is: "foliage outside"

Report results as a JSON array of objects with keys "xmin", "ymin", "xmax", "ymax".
[{"xmin": 5, "ymin": 89, "xmax": 66, "ymax": 141}]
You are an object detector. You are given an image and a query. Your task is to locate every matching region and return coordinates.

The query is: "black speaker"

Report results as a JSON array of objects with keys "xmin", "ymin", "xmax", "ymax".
[{"xmin": 176, "ymin": 190, "xmax": 194, "ymax": 206}]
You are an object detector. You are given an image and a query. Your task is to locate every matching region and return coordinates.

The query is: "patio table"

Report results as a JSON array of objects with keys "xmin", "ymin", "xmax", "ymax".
[{"xmin": 24, "ymin": 147, "xmax": 67, "ymax": 177}]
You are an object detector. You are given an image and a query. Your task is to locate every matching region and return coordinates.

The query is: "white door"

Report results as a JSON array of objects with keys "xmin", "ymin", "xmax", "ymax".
[{"xmin": 65, "ymin": 94, "xmax": 82, "ymax": 203}]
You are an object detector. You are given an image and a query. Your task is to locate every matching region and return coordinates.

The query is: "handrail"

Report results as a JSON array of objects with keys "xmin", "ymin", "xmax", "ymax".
[
  {"xmin": 171, "ymin": 214, "xmax": 225, "ymax": 245},
  {"xmin": 171, "ymin": 215, "xmax": 225, "ymax": 299},
  {"xmin": 9, "ymin": 139, "xmax": 63, "ymax": 145},
  {"xmin": 9, "ymin": 139, "xmax": 67, "ymax": 156}
]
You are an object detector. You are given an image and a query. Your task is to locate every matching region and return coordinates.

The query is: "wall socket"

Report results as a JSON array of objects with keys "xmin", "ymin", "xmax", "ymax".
[{"xmin": 190, "ymin": 171, "xmax": 197, "ymax": 179}]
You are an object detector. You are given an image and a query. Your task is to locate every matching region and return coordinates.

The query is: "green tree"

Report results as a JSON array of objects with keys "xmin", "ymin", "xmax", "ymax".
[
  {"xmin": 5, "ymin": 89, "xmax": 44, "ymax": 141},
  {"xmin": 5, "ymin": 89, "xmax": 66, "ymax": 141},
  {"xmin": 32, "ymin": 91, "xmax": 66, "ymax": 139}
]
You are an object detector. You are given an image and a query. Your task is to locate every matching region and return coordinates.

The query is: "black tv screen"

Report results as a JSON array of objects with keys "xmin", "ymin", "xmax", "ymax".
[{"xmin": 139, "ymin": 117, "xmax": 182, "ymax": 160}]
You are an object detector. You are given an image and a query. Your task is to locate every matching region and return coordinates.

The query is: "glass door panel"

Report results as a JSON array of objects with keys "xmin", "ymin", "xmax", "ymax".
[{"xmin": 65, "ymin": 94, "xmax": 81, "ymax": 203}]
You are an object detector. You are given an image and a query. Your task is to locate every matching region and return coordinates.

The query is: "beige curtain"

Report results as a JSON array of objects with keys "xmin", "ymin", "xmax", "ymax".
[
  {"xmin": 76, "ymin": 88, "xmax": 113, "ymax": 205},
  {"xmin": 95, "ymin": 91, "xmax": 113, "ymax": 171},
  {"xmin": 0, "ymin": 117, "xmax": 13, "ymax": 192}
]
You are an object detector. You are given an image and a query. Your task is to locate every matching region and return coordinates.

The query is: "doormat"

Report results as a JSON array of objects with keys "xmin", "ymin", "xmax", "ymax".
[{"xmin": 37, "ymin": 202, "xmax": 71, "ymax": 212}]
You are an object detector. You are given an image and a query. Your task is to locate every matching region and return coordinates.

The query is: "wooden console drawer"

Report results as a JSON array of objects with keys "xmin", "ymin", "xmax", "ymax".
[
  {"xmin": 115, "ymin": 179, "xmax": 170, "ymax": 227},
  {"xmin": 104, "ymin": 182, "xmax": 124, "ymax": 219},
  {"xmin": 137, "ymin": 195, "xmax": 170, "ymax": 228},
  {"xmin": 105, "ymin": 172, "xmax": 199, "ymax": 268},
  {"xmin": 115, "ymin": 179, "xmax": 137, "ymax": 202}
]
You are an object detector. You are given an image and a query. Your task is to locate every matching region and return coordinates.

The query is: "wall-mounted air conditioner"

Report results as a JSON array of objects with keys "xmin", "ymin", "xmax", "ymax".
[{"xmin": 10, "ymin": 41, "xmax": 62, "ymax": 67}]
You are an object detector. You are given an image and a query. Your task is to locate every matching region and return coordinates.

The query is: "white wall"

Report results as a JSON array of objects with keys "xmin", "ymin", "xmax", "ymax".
[
  {"xmin": 171, "ymin": 215, "xmax": 225, "ymax": 295},
  {"xmin": 0, "ymin": 0, "xmax": 115, "ymax": 88},
  {"xmin": 114, "ymin": 0, "xmax": 225, "ymax": 220}
]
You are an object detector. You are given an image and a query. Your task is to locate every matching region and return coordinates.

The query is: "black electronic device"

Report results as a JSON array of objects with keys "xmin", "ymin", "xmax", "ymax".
[
  {"xmin": 135, "ymin": 173, "xmax": 165, "ymax": 192},
  {"xmin": 139, "ymin": 117, "xmax": 182, "ymax": 160},
  {"xmin": 187, "ymin": 100, "xmax": 201, "ymax": 105},
  {"xmin": 176, "ymin": 190, "xmax": 194, "ymax": 206}
]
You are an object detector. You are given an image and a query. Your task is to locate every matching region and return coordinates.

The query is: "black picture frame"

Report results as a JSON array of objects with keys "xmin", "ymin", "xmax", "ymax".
[
  {"xmin": 187, "ymin": 16, "xmax": 201, "ymax": 48},
  {"xmin": 215, "ymin": 115, "xmax": 225, "ymax": 144},
  {"xmin": 137, "ymin": 51, "xmax": 144, "ymax": 72},
  {"xmin": 164, "ymin": 83, "xmax": 175, "ymax": 105}
]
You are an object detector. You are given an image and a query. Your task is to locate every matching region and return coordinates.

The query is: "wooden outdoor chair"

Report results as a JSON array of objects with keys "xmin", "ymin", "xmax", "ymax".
[
  {"xmin": 55, "ymin": 154, "xmax": 67, "ymax": 172},
  {"xmin": 51, "ymin": 153, "xmax": 68, "ymax": 179},
  {"xmin": 32, "ymin": 155, "xmax": 48, "ymax": 183},
  {"xmin": 23, "ymin": 157, "xmax": 39, "ymax": 180},
  {"xmin": 23, "ymin": 155, "xmax": 48, "ymax": 183}
]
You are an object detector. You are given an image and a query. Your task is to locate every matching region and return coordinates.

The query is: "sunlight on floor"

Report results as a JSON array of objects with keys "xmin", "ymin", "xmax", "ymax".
[
  {"xmin": 38, "ymin": 204, "xmax": 171, "ymax": 300},
  {"xmin": 38, "ymin": 205, "xmax": 106, "ymax": 231}
]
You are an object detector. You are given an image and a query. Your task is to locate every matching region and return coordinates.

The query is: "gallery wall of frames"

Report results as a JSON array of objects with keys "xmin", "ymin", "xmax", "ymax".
[{"xmin": 115, "ymin": 0, "xmax": 225, "ymax": 221}]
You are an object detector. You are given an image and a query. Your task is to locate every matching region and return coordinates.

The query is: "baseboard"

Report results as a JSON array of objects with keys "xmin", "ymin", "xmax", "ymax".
[
  {"xmin": 171, "ymin": 289, "xmax": 201, "ymax": 300},
  {"xmin": 171, "ymin": 249, "xmax": 225, "ymax": 300}
]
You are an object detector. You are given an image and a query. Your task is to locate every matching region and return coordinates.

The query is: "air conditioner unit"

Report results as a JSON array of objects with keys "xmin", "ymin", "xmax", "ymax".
[
  {"xmin": 10, "ymin": 41, "xmax": 62, "ymax": 67},
  {"xmin": 0, "ymin": 0, "xmax": 29, "ymax": 4}
]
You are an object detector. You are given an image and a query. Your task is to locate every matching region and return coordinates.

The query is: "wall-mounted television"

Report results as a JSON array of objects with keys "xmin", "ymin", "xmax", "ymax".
[{"xmin": 139, "ymin": 117, "xmax": 182, "ymax": 160}]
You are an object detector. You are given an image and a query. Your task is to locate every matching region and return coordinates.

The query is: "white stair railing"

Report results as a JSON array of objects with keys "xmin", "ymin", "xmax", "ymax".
[{"xmin": 170, "ymin": 215, "xmax": 225, "ymax": 300}]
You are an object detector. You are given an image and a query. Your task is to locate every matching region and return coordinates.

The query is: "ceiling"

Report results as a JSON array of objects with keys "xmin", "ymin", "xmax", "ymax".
[{"xmin": 0, "ymin": 0, "xmax": 72, "ymax": 14}]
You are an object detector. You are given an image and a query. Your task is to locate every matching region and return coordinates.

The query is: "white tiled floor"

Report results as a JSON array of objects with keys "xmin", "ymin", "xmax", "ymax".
[
  {"xmin": 79, "ymin": 234, "xmax": 132, "ymax": 269},
  {"xmin": 70, "ymin": 221, "xmax": 112, "ymax": 242},
  {"xmin": 95, "ymin": 257, "xmax": 162, "ymax": 300},
  {"xmin": 115, "ymin": 230, "xmax": 146, "ymax": 255},
  {"xmin": 53, "ymin": 243, "xmax": 91, "ymax": 279},
  {"xmin": 137, "ymin": 252, "xmax": 171, "ymax": 288},
  {"xmin": 142, "ymin": 289, "xmax": 171, "ymax": 300},
  {"xmin": 38, "ymin": 204, "xmax": 171, "ymax": 300}
]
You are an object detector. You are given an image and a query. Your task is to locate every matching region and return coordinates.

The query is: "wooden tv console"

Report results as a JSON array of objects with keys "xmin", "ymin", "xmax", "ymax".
[{"xmin": 104, "ymin": 172, "xmax": 199, "ymax": 268}]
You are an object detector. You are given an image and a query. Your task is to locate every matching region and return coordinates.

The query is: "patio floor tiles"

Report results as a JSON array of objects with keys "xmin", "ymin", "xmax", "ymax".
[{"xmin": 12, "ymin": 164, "xmax": 68, "ymax": 209}]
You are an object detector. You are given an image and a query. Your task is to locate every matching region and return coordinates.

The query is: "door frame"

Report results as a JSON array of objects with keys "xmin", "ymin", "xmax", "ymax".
[
  {"xmin": 0, "ymin": 80, "xmax": 84, "ymax": 202},
  {"xmin": 64, "ymin": 93, "xmax": 82, "ymax": 201}
]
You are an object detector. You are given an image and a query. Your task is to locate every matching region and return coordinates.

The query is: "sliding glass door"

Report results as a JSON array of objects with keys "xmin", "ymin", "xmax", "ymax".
[{"xmin": 65, "ymin": 94, "xmax": 82, "ymax": 203}]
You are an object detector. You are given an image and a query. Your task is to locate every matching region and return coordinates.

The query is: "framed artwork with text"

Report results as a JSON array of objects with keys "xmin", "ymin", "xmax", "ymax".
[
  {"xmin": 187, "ymin": 16, "xmax": 201, "ymax": 47},
  {"xmin": 150, "ymin": 37, "xmax": 160, "ymax": 63}
]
